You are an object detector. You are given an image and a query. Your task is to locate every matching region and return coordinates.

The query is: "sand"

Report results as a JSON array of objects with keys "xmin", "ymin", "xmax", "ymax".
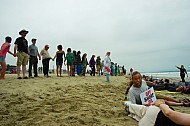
[{"xmin": 0, "ymin": 74, "xmax": 189, "ymax": 126}]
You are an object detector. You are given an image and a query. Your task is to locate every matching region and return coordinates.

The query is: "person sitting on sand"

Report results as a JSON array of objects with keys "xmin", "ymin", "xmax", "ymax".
[
  {"xmin": 128, "ymin": 71, "xmax": 149, "ymax": 105},
  {"xmin": 124, "ymin": 100, "xmax": 190, "ymax": 126},
  {"xmin": 125, "ymin": 71, "xmax": 179, "ymax": 104}
]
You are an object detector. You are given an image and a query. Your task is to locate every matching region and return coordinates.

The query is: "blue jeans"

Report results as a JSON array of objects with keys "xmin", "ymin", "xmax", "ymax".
[{"xmin": 106, "ymin": 73, "xmax": 110, "ymax": 82}]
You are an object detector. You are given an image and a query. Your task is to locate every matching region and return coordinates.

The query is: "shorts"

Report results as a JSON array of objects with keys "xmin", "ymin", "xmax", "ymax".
[
  {"xmin": 17, "ymin": 52, "xmax": 29, "ymax": 66},
  {"xmin": 56, "ymin": 61, "xmax": 63, "ymax": 66},
  {"xmin": 96, "ymin": 65, "xmax": 101, "ymax": 71},
  {"xmin": 67, "ymin": 61, "xmax": 73, "ymax": 66},
  {"xmin": 0, "ymin": 56, "xmax": 5, "ymax": 62}
]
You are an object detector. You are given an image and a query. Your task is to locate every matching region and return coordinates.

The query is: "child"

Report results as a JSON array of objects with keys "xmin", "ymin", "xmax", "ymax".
[
  {"xmin": 64, "ymin": 48, "xmax": 74, "ymax": 77},
  {"xmin": 104, "ymin": 52, "xmax": 111, "ymax": 83},
  {"xmin": 52, "ymin": 45, "xmax": 65, "ymax": 77},
  {"xmin": 0, "ymin": 36, "xmax": 15, "ymax": 79}
]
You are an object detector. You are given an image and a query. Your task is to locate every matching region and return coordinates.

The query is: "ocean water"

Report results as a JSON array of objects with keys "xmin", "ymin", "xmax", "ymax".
[{"xmin": 141, "ymin": 71, "xmax": 190, "ymax": 78}]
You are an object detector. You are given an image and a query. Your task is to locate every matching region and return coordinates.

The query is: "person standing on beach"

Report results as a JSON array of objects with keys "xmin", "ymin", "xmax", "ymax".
[
  {"xmin": 81, "ymin": 53, "xmax": 88, "ymax": 76},
  {"xmin": 130, "ymin": 67, "xmax": 133, "ymax": 80},
  {"xmin": 104, "ymin": 52, "xmax": 111, "ymax": 83},
  {"xmin": 96, "ymin": 56, "xmax": 101, "ymax": 76},
  {"xmin": 75, "ymin": 51, "xmax": 82, "ymax": 76},
  {"xmin": 64, "ymin": 48, "xmax": 74, "ymax": 77},
  {"xmin": 115, "ymin": 63, "xmax": 117, "ymax": 76},
  {"xmin": 40, "ymin": 45, "xmax": 52, "ymax": 77},
  {"xmin": 100, "ymin": 60, "xmax": 104, "ymax": 76},
  {"xmin": 0, "ymin": 36, "xmax": 15, "ymax": 79},
  {"xmin": 89, "ymin": 55, "xmax": 96, "ymax": 76},
  {"xmin": 52, "ymin": 45, "xmax": 65, "ymax": 77},
  {"xmin": 28, "ymin": 38, "xmax": 41, "ymax": 78},
  {"xmin": 125, "ymin": 71, "xmax": 179, "ymax": 105},
  {"xmin": 14, "ymin": 29, "xmax": 30, "ymax": 79},
  {"xmin": 176, "ymin": 65, "xmax": 188, "ymax": 82},
  {"xmin": 72, "ymin": 50, "xmax": 76, "ymax": 76}
]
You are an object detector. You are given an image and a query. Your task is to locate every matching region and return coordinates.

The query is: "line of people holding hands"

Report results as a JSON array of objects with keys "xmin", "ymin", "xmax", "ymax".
[{"xmin": 0, "ymin": 29, "xmax": 112, "ymax": 83}]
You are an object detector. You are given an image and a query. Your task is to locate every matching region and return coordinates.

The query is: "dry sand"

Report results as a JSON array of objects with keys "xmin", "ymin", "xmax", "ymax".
[{"xmin": 0, "ymin": 74, "xmax": 189, "ymax": 126}]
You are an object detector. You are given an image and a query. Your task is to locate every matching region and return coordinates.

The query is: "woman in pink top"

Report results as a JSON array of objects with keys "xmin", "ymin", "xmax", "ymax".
[{"xmin": 0, "ymin": 36, "xmax": 15, "ymax": 79}]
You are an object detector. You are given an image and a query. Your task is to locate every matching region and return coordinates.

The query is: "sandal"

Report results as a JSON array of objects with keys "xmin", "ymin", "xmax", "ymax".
[{"xmin": 17, "ymin": 77, "xmax": 22, "ymax": 79}]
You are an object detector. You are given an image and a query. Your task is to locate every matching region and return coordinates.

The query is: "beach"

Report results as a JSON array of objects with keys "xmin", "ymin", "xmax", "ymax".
[{"xmin": 0, "ymin": 74, "xmax": 190, "ymax": 126}]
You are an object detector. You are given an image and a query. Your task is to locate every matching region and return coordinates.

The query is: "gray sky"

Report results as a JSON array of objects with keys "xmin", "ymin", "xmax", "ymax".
[{"xmin": 0, "ymin": 0, "xmax": 190, "ymax": 72}]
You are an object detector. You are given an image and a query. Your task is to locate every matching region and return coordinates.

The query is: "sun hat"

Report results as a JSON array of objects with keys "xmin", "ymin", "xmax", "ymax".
[{"xmin": 19, "ymin": 29, "xmax": 29, "ymax": 35}]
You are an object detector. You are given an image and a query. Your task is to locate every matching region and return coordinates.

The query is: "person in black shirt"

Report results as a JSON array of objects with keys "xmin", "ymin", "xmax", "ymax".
[
  {"xmin": 14, "ymin": 29, "xmax": 30, "ymax": 79},
  {"xmin": 52, "ymin": 45, "xmax": 65, "ymax": 77},
  {"xmin": 176, "ymin": 65, "xmax": 188, "ymax": 82}
]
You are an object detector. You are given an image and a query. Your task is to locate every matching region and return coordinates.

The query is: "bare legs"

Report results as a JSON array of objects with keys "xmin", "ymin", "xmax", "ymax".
[
  {"xmin": 67, "ymin": 65, "xmax": 72, "ymax": 77},
  {"xmin": 0, "ymin": 62, "xmax": 6, "ymax": 79},
  {"xmin": 22, "ymin": 65, "xmax": 26, "ymax": 77},
  {"xmin": 17, "ymin": 65, "xmax": 21, "ymax": 78},
  {"xmin": 56, "ymin": 65, "xmax": 62, "ymax": 77},
  {"xmin": 165, "ymin": 100, "xmax": 183, "ymax": 106},
  {"xmin": 17, "ymin": 64, "xmax": 27, "ymax": 78}
]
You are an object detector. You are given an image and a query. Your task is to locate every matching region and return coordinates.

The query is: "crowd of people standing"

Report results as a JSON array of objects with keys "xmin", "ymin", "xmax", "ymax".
[{"xmin": 0, "ymin": 29, "xmax": 127, "ymax": 82}]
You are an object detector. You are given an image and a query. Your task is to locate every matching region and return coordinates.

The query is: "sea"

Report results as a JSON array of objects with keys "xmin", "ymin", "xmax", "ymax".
[{"xmin": 141, "ymin": 71, "xmax": 190, "ymax": 78}]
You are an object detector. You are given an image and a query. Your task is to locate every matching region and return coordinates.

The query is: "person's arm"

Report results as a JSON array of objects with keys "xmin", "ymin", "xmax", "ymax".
[
  {"xmin": 37, "ymin": 51, "xmax": 41, "ymax": 60},
  {"xmin": 8, "ymin": 51, "xmax": 15, "ymax": 56},
  {"xmin": 63, "ymin": 51, "xmax": 65, "ymax": 59},
  {"xmin": 175, "ymin": 66, "xmax": 180, "ymax": 69},
  {"xmin": 14, "ymin": 44, "xmax": 18, "ymax": 56},
  {"xmin": 28, "ymin": 47, "xmax": 30, "ymax": 59},
  {"xmin": 52, "ymin": 52, "xmax": 57, "ymax": 61},
  {"xmin": 64, "ymin": 54, "xmax": 67, "ymax": 65},
  {"xmin": 155, "ymin": 101, "xmax": 190, "ymax": 126},
  {"xmin": 40, "ymin": 50, "xmax": 44, "ymax": 56}
]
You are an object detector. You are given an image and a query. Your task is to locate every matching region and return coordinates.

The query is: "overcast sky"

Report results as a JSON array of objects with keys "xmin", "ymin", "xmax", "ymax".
[{"xmin": 0, "ymin": 0, "xmax": 189, "ymax": 72}]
